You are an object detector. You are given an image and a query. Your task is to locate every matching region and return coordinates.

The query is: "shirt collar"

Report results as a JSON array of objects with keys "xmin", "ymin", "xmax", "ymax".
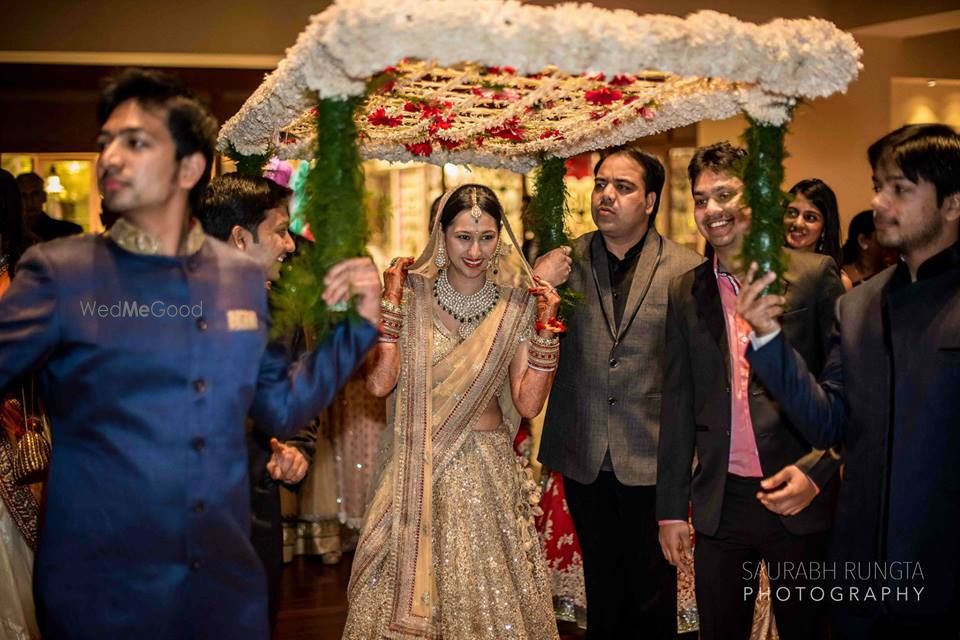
[
  {"xmin": 713, "ymin": 254, "xmax": 742, "ymax": 294},
  {"xmin": 889, "ymin": 239, "xmax": 960, "ymax": 289},
  {"xmin": 602, "ymin": 228, "xmax": 648, "ymax": 266},
  {"xmin": 106, "ymin": 217, "xmax": 206, "ymax": 257}
]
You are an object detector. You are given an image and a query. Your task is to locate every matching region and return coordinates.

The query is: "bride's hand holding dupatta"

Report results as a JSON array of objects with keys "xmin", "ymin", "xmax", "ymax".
[
  {"xmin": 365, "ymin": 256, "xmax": 414, "ymax": 397},
  {"xmin": 507, "ymin": 274, "xmax": 563, "ymax": 419}
]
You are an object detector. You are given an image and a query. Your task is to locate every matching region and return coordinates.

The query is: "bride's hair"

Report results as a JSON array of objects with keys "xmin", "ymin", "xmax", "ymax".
[{"xmin": 438, "ymin": 184, "xmax": 504, "ymax": 230}]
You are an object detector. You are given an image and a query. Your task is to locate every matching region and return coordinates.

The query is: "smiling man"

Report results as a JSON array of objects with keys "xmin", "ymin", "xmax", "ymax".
[
  {"xmin": 197, "ymin": 172, "xmax": 321, "ymax": 629},
  {"xmin": 539, "ymin": 146, "xmax": 702, "ymax": 639},
  {"xmin": 739, "ymin": 124, "xmax": 960, "ymax": 639},
  {"xmin": 0, "ymin": 69, "xmax": 381, "ymax": 639},
  {"xmin": 656, "ymin": 142, "xmax": 844, "ymax": 640}
]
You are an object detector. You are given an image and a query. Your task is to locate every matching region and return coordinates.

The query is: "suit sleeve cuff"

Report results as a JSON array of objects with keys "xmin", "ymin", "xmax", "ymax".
[{"xmin": 749, "ymin": 328, "xmax": 781, "ymax": 351}]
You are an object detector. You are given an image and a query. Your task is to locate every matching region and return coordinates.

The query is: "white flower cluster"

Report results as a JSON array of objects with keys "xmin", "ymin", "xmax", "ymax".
[{"xmin": 218, "ymin": 0, "xmax": 862, "ymax": 162}]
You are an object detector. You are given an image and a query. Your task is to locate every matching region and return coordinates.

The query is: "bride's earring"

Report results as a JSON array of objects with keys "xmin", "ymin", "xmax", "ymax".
[
  {"xmin": 487, "ymin": 237, "xmax": 501, "ymax": 280},
  {"xmin": 436, "ymin": 242, "xmax": 447, "ymax": 269}
]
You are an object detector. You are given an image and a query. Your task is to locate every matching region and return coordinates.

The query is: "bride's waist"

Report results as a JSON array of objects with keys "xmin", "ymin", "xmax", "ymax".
[{"xmin": 472, "ymin": 406, "xmax": 504, "ymax": 432}]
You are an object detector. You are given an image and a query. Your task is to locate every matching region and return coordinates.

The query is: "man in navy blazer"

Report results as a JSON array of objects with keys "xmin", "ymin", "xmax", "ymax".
[
  {"xmin": 0, "ymin": 69, "xmax": 381, "ymax": 639},
  {"xmin": 739, "ymin": 124, "xmax": 960, "ymax": 639}
]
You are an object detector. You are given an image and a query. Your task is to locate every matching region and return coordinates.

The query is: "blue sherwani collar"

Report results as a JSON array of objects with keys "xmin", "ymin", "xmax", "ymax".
[{"xmin": 106, "ymin": 216, "xmax": 206, "ymax": 256}]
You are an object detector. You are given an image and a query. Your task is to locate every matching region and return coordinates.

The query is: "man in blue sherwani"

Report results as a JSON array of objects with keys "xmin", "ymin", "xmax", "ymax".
[{"xmin": 0, "ymin": 69, "xmax": 382, "ymax": 639}]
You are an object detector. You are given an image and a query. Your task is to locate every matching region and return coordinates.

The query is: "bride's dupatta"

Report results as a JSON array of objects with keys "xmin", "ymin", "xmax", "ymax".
[{"xmin": 348, "ymin": 188, "xmax": 534, "ymax": 639}]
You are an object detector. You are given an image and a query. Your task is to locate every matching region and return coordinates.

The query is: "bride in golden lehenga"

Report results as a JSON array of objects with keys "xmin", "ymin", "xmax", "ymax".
[{"xmin": 343, "ymin": 184, "xmax": 565, "ymax": 640}]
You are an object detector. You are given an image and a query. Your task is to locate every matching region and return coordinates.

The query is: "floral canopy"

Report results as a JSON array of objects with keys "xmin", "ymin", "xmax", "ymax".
[
  {"xmin": 218, "ymin": 0, "xmax": 862, "ymax": 336},
  {"xmin": 219, "ymin": 0, "xmax": 861, "ymax": 171}
]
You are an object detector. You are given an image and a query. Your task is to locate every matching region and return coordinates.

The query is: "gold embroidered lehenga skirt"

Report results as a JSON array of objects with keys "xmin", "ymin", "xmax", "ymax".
[{"xmin": 343, "ymin": 425, "xmax": 558, "ymax": 639}]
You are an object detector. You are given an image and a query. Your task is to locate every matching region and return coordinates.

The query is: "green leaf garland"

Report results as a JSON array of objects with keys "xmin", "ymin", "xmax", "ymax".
[
  {"xmin": 270, "ymin": 97, "xmax": 368, "ymax": 340},
  {"xmin": 741, "ymin": 116, "xmax": 789, "ymax": 295},
  {"xmin": 527, "ymin": 155, "xmax": 580, "ymax": 316}
]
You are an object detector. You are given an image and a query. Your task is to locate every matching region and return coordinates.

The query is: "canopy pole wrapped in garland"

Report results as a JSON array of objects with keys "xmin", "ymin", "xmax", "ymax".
[
  {"xmin": 741, "ymin": 117, "xmax": 789, "ymax": 295},
  {"xmin": 526, "ymin": 156, "xmax": 579, "ymax": 317},
  {"xmin": 270, "ymin": 98, "xmax": 369, "ymax": 340}
]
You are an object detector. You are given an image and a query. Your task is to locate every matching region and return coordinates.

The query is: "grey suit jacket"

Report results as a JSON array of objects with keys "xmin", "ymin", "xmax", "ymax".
[
  {"xmin": 539, "ymin": 229, "xmax": 703, "ymax": 486},
  {"xmin": 656, "ymin": 249, "xmax": 844, "ymax": 536}
]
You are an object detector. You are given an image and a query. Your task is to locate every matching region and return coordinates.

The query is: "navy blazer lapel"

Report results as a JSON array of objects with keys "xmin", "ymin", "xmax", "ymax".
[
  {"xmin": 617, "ymin": 230, "xmax": 664, "ymax": 341},
  {"xmin": 692, "ymin": 261, "xmax": 731, "ymax": 380},
  {"xmin": 589, "ymin": 233, "xmax": 618, "ymax": 341}
]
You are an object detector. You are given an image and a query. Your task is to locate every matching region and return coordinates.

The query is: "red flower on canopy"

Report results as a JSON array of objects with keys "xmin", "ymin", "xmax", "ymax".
[
  {"xmin": 539, "ymin": 129, "xmax": 564, "ymax": 140},
  {"xmin": 437, "ymin": 138, "xmax": 463, "ymax": 151},
  {"xmin": 428, "ymin": 115, "xmax": 455, "ymax": 135},
  {"xmin": 609, "ymin": 75, "xmax": 635, "ymax": 86},
  {"xmin": 622, "ymin": 95, "xmax": 639, "ymax": 105},
  {"xmin": 486, "ymin": 117, "xmax": 525, "ymax": 142},
  {"xmin": 638, "ymin": 106, "xmax": 656, "ymax": 121},
  {"xmin": 484, "ymin": 66, "xmax": 516, "ymax": 75},
  {"xmin": 403, "ymin": 102, "xmax": 421, "ymax": 112},
  {"xmin": 420, "ymin": 101, "xmax": 453, "ymax": 119},
  {"xmin": 367, "ymin": 107, "xmax": 402, "ymax": 127},
  {"xmin": 585, "ymin": 88, "xmax": 623, "ymax": 105},
  {"xmin": 590, "ymin": 109, "xmax": 609, "ymax": 120},
  {"xmin": 405, "ymin": 142, "xmax": 433, "ymax": 157}
]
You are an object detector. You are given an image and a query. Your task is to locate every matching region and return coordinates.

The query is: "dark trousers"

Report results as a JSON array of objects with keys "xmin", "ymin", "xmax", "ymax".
[
  {"xmin": 565, "ymin": 472, "xmax": 677, "ymax": 640},
  {"xmin": 694, "ymin": 474, "xmax": 828, "ymax": 640},
  {"xmin": 250, "ymin": 474, "xmax": 283, "ymax": 630},
  {"xmin": 831, "ymin": 607, "xmax": 958, "ymax": 640}
]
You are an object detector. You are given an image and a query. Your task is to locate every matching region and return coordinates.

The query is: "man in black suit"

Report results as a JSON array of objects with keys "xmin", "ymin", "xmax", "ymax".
[
  {"xmin": 16, "ymin": 172, "xmax": 84, "ymax": 240},
  {"xmin": 740, "ymin": 124, "xmax": 960, "ymax": 639},
  {"xmin": 657, "ymin": 142, "xmax": 843, "ymax": 640}
]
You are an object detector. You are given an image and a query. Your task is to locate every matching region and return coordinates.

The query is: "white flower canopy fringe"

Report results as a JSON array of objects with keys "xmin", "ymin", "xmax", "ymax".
[{"xmin": 218, "ymin": 0, "xmax": 862, "ymax": 172}]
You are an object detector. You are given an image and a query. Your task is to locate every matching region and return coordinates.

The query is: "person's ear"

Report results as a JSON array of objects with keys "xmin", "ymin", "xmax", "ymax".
[
  {"xmin": 177, "ymin": 152, "xmax": 207, "ymax": 190},
  {"xmin": 644, "ymin": 191, "xmax": 657, "ymax": 216},
  {"xmin": 230, "ymin": 225, "xmax": 253, "ymax": 251},
  {"xmin": 943, "ymin": 192, "xmax": 960, "ymax": 223}
]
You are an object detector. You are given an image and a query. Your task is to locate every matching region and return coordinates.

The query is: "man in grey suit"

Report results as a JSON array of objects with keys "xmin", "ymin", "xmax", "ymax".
[
  {"xmin": 656, "ymin": 142, "xmax": 843, "ymax": 640},
  {"xmin": 539, "ymin": 146, "xmax": 702, "ymax": 639}
]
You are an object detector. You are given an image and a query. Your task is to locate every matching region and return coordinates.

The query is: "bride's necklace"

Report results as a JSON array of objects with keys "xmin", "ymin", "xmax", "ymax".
[{"xmin": 433, "ymin": 267, "xmax": 499, "ymax": 338}]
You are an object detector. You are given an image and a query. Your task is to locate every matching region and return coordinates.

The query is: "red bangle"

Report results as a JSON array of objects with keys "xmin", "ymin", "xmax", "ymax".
[{"xmin": 535, "ymin": 317, "xmax": 567, "ymax": 334}]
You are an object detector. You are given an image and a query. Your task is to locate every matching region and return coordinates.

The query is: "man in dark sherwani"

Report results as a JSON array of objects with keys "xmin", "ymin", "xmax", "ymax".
[{"xmin": 739, "ymin": 124, "xmax": 960, "ymax": 639}]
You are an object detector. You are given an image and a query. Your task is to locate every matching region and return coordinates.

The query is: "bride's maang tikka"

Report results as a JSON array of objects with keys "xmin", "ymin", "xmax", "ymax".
[{"xmin": 470, "ymin": 188, "xmax": 482, "ymax": 221}]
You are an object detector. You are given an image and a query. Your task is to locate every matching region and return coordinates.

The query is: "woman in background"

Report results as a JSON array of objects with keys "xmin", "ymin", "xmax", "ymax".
[
  {"xmin": 0, "ymin": 167, "xmax": 41, "ymax": 640},
  {"xmin": 840, "ymin": 210, "xmax": 896, "ymax": 286},
  {"xmin": 783, "ymin": 178, "xmax": 853, "ymax": 289}
]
